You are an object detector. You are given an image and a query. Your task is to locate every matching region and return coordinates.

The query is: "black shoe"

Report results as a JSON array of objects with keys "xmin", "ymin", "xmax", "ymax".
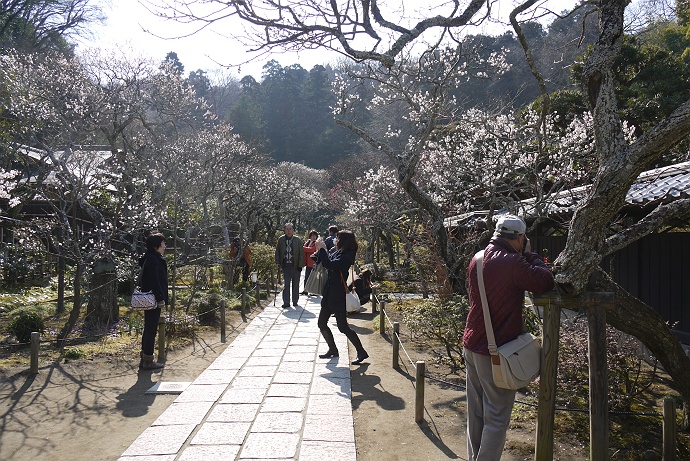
[
  {"xmin": 300, "ymin": 291, "xmax": 308, "ymax": 295},
  {"xmin": 319, "ymin": 350, "xmax": 339, "ymax": 359},
  {"xmin": 293, "ymin": 303, "xmax": 299, "ymax": 307},
  {"xmin": 351, "ymin": 352, "xmax": 369, "ymax": 365},
  {"xmin": 281, "ymin": 304, "xmax": 290, "ymax": 309}
]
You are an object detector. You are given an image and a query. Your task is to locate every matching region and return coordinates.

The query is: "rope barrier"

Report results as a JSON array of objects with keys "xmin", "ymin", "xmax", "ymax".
[
  {"xmin": 382, "ymin": 306, "xmax": 394, "ymax": 328},
  {"xmin": 0, "ymin": 331, "xmax": 129, "ymax": 349},
  {"xmin": 378, "ymin": 292, "xmax": 666, "ymax": 419},
  {"xmin": 2, "ymin": 280, "xmax": 263, "ymax": 350},
  {"xmin": 3, "ymin": 277, "xmax": 118, "ymax": 308},
  {"xmin": 512, "ymin": 399, "xmax": 663, "ymax": 417},
  {"xmin": 394, "ymin": 330, "xmax": 417, "ymax": 370}
]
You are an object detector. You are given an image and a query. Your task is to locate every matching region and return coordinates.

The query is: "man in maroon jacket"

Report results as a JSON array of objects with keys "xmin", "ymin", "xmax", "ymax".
[{"xmin": 463, "ymin": 215, "xmax": 554, "ymax": 461}]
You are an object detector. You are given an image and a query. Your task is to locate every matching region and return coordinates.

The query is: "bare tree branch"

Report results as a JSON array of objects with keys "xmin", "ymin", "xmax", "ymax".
[
  {"xmin": 145, "ymin": 0, "xmax": 492, "ymax": 67},
  {"xmin": 604, "ymin": 198, "xmax": 690, "ymax": 255}
]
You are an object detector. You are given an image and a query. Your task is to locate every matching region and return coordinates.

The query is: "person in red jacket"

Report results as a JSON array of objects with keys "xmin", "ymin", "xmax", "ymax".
[
  {"xmin": 301, "ymin": 229, "xmax": 319, "ymax": 294},
  {"xmin": 463, "ymin": 215, "xmax": 553, "ymax": 461}
]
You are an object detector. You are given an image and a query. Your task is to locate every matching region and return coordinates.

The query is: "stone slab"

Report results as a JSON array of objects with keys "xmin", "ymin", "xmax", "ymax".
[
  {"xmin": 193, "ymin": 368, "xmax": 238, "ymax": 385},
  {"xmin": 206, "ymin": 356, "xmax": 248, "ymax": 370},
  {"xmin": 152, "ymin": 401, "xmax": 214, "ymax": 426},
  {"xmin": 190, "ymin": 421, "xmax": 252, "ymax": 445},
  {"xmin": 174, "ymin": 384, "xmax": 227, "ymax": 403},
  {"xmin": 177, "ymin": 445, "xmax": 241, "ymax": 461},
  {"xmin": 220, "ymin": 387, "xmax": 267, "ymax": 404},
  {"xmin": 285, "ymin": 345, "xmax": 317, "ymax": 354},
  {"xmin": 250, "ymin": 412, "xmax": 304, "ymax": 433},
  {"xmin": 260, "ymin": 396, "xmax": 307, "ymax": 413},
  {"xmin": 277, "ymin": 361, "xmax": 314, "ymax": 374},
  {"xmin": 310, "ymin": 376, "xmax": 351, "ymax": 396},
  {"xmin": 121, "ymin": 424, "xmax": 196, "ymax": 456},
  {"xmin": 302, "ymin": 414, "xmax": 355, "ymax": 443},
  {"xmin": 207, "ymin": 403, "xmax": 260, "ymax": 422},
  {"xmin": 272, "ymin": 372, "xmax": 313, "ymax": 384},
  {"xmin": 230, "ymin": 376, "xmax": 273, "ymax": 389},
  {"xmin": 266, "ymin": 383, "xmax": 310, "ymax": 398},
  {"xmin": 306, "ymin": 394, "xmax": 353, "ymax": 416},
  {"xmin": 145, "ymin": 381, "xmax": 191, "ymax": 394},
  {"xmin": 252, "ymin": 348, "xmax": 287, "ymax": 357},
  {"xmin": 237, "ymin": 365, "xmax": 278, "ymax": 377},
  {"xmin": 244, "ymin": 355, "xmax": 283, "ymax": 367},
  {"xmin": 118, "ymin": 456, "xmax": 176, "ymax": 461},
  {"xmin": 298, "ymin": 441, "xmax": 356, "ymax": 461},
  {"xmin": 239, "ymin": 432, "xmax": 300, "ymax": 459}
]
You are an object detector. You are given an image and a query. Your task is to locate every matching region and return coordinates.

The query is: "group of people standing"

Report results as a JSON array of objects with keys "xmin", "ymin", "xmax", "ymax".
[
  {"xmin": 275, "ymin": 223, "xmax": 369, "ymax": 364},
  {"xmin": 136, "ymin": 213, "xmax": 552, "ymax": 460}
]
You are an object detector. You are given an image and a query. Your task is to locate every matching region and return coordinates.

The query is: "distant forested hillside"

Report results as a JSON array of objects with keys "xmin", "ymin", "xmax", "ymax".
[{"xmin": 181, "ymin": 8, "xmax": 598, "ymax": 170}]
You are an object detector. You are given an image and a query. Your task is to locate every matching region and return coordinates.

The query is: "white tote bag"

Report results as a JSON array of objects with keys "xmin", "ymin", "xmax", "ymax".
[{"xmin": 341, "ymin": 269, "xmax": 361, "ymax": 313}]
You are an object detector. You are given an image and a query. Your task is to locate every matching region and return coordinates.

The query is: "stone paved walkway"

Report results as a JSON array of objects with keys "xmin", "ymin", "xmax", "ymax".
[{"xmin": 118, "ymin": 292, "xmax": 356, "ymax": 461}]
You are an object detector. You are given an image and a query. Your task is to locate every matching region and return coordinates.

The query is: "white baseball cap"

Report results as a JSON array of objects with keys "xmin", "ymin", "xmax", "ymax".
[{"xmin": 493, "ymin": 214, "xmax": 526, "ymax": 237}]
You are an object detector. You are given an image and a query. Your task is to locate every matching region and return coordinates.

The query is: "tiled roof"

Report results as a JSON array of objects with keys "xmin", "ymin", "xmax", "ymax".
[
  {"xmin": 626, "ymin": 161, "xmax": 690, "ymax": 204},
  {"xmin": 445, "ymin": 160, "xmax": 690, "ymax": 228}
]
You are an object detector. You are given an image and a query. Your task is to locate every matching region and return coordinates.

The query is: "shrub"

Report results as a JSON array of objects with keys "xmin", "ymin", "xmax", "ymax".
[
  {"xmin": 64, "ymin": 347, "xmax": 86, "ymax": 359},
  {"xmin": 7, "ymin": 308, "xmax": 45, "ymax": 343},
  {"xmin": 557, "ymin": 316, "xmax": 658, "ymax": 412},
  {"xmin": 402, "ymin": 295, "xmax": 470, "ymax": 372},
  {"xmin": 248, "ymin": 242, "xmax": 277, "ymax": 282},
  {"xmin": 189, "ymin": 291, "xmax": 223, "ymax": 324},
  {"xmin": 166, "ymin": 311, "xmax": 200, "ymax": 337}
]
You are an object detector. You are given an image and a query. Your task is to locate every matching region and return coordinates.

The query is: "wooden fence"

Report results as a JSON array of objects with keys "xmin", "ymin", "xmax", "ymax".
[{"xmin": 533, "ymin": 232, "xmax": 690, "ymax": 343}]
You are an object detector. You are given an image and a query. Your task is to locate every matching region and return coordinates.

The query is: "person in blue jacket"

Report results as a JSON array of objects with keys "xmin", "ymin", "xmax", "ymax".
[
  {"xmin": 138, "ymin": 232, "xmax": 168, "ymax": 370},
  {"xmin": 314, "ymin": 230, "xmax": 369, "ymax": 365}
]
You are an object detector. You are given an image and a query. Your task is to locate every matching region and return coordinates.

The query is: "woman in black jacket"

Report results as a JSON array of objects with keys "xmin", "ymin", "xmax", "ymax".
[
  {"xmin": 138, "ymin": 232, "xmax": 168, "ymax": 370},
  {"xmin": 314, "ymin": 230, "xmax": 369, "ymax": 365}
]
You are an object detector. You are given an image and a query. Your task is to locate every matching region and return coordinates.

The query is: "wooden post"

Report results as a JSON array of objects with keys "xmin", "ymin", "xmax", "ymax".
[
  {"xmin": 30, "ymin": 332, "xmax": 39, "ymax": 374},
  {"xmin": 588, "ymin": 306, "xmax": 608, "ymax": 461},
  {"xmin": 415, "ymin": 360, "xmax": 425, "ymax": 422},
  {"xmin": 532, "ymin": 291, "xmax": 615, "ymax": 461},
  {"xmin": 241, "ymin": 287, "xmax": 247, "ymax": 316},
  {"xmin": 535, "ymin": 300, "xmax": 561, "ymax": 461},
  {"xmin": 392, "ymin": 322, "xmax": 400, "ymax": 369},
  {"xmin": 663, "ymin": 398, "xmax": 677, "ymax": 461},
  {"xmin": 371, "ymin": 287, "xmax": 378, "ymax": 313},
  {"xmin": 220, "ymin": 299, "xmax": 226, "ymax": 343},
  {"xmin": 157, "ymin": 316, "xmax": 167, "ymax": 362},
  {"xmin": 379, "ymin": 301, "xmax": 386, "ymax": 336}
]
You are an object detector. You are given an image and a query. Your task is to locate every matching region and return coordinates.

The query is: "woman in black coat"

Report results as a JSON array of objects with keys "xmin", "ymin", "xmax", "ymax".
[
  {"xmin": 138, "ymin": 232, "xmax": 168, "ymax": 370},
  {"xmin": 314, "ymin": 230, "xmax": 369, "ymax": 365}
]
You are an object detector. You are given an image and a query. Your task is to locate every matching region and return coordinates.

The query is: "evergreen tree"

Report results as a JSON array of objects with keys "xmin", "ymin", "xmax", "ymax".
[{"xmin": 227, "ymin": 75, "xmax": 264, "ymax": 143}]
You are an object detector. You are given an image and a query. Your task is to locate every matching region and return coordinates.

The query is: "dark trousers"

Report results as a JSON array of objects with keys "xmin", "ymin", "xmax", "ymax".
[
  {"xmin": 318, "ymin": 304, "xmax": 365, "ymax": 355},
  {"xmin": 304, "ymin": 267, "xmax": 313, "ymax": 287},
  {"xmin": 282, "ymin": 264, "xmax": 301, "ymax": 306},
  {"xmin": 141, "ymin": 307, "xmax": 161, "ymax": 356}
]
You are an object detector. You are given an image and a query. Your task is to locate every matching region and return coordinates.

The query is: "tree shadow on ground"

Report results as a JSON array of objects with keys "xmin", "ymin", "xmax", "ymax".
[{"xmin": 349, "ymin": 364, "xmax": 405, "ymax": 411}]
